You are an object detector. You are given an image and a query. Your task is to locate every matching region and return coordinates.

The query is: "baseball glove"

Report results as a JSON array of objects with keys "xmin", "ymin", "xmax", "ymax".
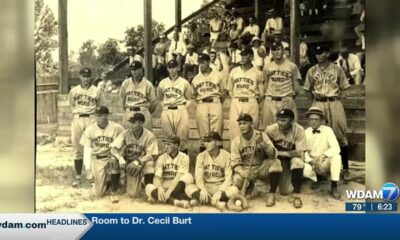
[
  {"xmin": 126, "ymin": 160, "xmax": 144, "ymax": 177},
  {"xmin": 227, "ymin": 194, "xmax": 248, "ymax": 212}
]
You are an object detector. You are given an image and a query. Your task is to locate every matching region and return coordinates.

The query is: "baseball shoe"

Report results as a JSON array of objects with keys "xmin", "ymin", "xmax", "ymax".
[
  {"xmin": 110, "ymin": 193, "xmax": 119, "ymax": 204},
  {"xmin": 174, "ymin": 200, "xmax": 190, "ymax": 209},
  {"xmin": 330, "ymin": 188, "xmax": 341, "ymax": 200},
  {"xmin": 189, "ymin": 199, "xmax": 199, "ymax": 207},
  {"xmin": 72, "ymin": 177, "xmax": 81, "ymax": 188},
  {"xmin": 86, "ymin": 172, "xmax": 93, "ymax": 181},
  {"xmin": 215, "ymin": 201, "xmax": 227, "ymax": 212},
  {"xmin": 266, "ymin": 194, "xmax": 276, "ymax": 207},
  {"xmin": 343, "ymin": 169, "xmax": 351, "ymax": 183},
  {"xmin": 293, "ymin": 196, "xmax": 303, "ymax": 209},
  {"xmin": 147, "ymin": 197, "xmax": 156, "ymax": 204}
]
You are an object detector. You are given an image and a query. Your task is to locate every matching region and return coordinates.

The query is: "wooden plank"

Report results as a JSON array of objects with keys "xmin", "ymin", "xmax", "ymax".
[
  {"xmin": 290, "ymin": 0, "xmax": 300, "ymax": 66},
  {"xmin": 58, "ymin": 0, "xmax": 69, "ymax": 94},
  {"xmin": 144, "ymin": 0, "xmax": 153, "ymax": 82}
]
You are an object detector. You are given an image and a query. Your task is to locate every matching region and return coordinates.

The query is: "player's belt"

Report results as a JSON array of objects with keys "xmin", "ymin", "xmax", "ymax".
[
  {"xmin": 127, "ymin": 106, "xmax": 147, "ymax": 111},
  {"xmin": 164, "ymin": 105, "xmax": 185, "ymax": 110},
  {"xmin": 237, "ymin": 97, "xmax": 249, "ymax": 102},
  {"xmin": 271, "ymin": 96, "xmax": 283, "ymax": 101},
  {"xmin": 78, "ymin": 114, "xmax": 91, "ymax": 117},
  {"xmin": 167, "ymin": 106, "xmax": 178, "ymax": 110},
  {"xmin": 315, "ymin": 97, "xmax": 337, "ymax": 102},
  {"xmin": 96, "ymin": 155, "xmax": 109, "ymax": 159},
  {"xmin": 198, "ymin": 97, "xmax": 220, "ymax": 103}
]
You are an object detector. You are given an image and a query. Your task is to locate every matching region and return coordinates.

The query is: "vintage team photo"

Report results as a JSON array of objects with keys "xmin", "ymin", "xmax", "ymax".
[{"xmin": 36, "ymin": 0, "xmax": 366, "ymax": 213}]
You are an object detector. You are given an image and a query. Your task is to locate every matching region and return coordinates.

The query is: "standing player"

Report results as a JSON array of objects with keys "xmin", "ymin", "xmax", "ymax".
[
  {"xmin": 80, "ymin": 106, "xmax": 124, "ymax": 202},
  {"xmin": 68, "ymin": 67, "xmax": 101, "ymax": 187},
  {"xmin": 110, "ymin": 113, "xmax": 159, "ymax": 198},
  {"xmin": 191, "ymin": 53, "xmax": 225, "ymax": 151},
  {"xmin": 303, "ymin": 45, "xmax": 351, "ymax": 182},
  {"xmin": 231, "ymin": 114, "xmax": 279, "ymax": 200},
  {"xmin": 119, "ymin": 61, "xmax": 157, "ymax": 131},
  {"xmin": 304, "ymin": 106, "xmax": 342, "ymax": 200},
  {"xmin": 265, "ymin": 109, "xmax": 308, "ymax": 208},
  {"xmin": 158, "ymin": 59, "xmax": 193, "ymax": 154},
  {"xmin": 145, "ymin": 135, "xmax": 194, "ymax": 208},
  {"xmin": 185, "ymin": 132, "xmax": 239, "ymax": 211},
  {"xmin": 227, "ymin": 47, "xmax": 264, "ymax": 140},
  {"xmin": 261, "ymin": 41, "xmax": 301, "ymax": 129}
]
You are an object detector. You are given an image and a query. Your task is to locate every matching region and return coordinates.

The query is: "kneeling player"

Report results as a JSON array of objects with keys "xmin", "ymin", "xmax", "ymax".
[
  {"xmin": 110, "ymin": 113, "xmax": 159, "ymax": 198},
  {"xmin": 185, "ymin": 132, "xmax": 239, "ymax": 211},
  {"xmin": 145, "ymin": 135, "xmax": 194, "ymax": 208}
]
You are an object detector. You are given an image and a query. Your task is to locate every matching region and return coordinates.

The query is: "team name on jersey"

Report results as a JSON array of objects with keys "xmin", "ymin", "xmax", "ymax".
[
  {"xmin": 125, "ymin": 143, "xmax": 146, "ymax": 156},
  {"xmin": 74, "ymin": 94, "xmax": 96, "ymax": 106},
  {"xmin": 92, "ymin": 136, "xmax": 114, "ymax": 148},
  {"xmin": 313, "ymin": 72, "xmax": 336, "ymax": 84},
  {"xmin": 194, "ymin": 82, "xmax": 218, "ymax": 93},
  {"xmin": 239, "ymin": 145, "xmax": 256, "ymax": 161},
  {"xmin": 272, "ymin": 139, "xmax": 295, "ymax": 151},
  {"xmin": 204, "ymin": 164, "xmax": 225, "ymax": 179},
  {"xmin": 126, "ymin": 91, "xmax": 146, "ymax": 102},
  {"xmin": 163, "ymin": 87, "xmax": 183, "ymax": 98},
  {"xmin": 162, "ymin": 163, "xmax": 178, "ymax": 179},
  {"xmin": 270, "ymin": 70, "xmax": 291, "ymax": 80}
]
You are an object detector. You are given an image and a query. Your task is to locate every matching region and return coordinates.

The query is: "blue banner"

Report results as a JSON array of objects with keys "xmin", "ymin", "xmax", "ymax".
[{"xmin": 82, "ymin": 214, "xmax": 400, "ymax": 240}]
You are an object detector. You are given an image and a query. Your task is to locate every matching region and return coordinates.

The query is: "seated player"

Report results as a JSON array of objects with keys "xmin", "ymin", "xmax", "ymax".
[
  {"xmin": 110, "ymin": 113, "xmax": 159, "ymax": 198},
  {"xmin": 185, "ymin": 132, "xmax": 239, "ymax": 211},
  {"xmin": 145, "ymin": 135, "xmax": 194, "ymax": 208},
  {"xmin": 304, "ymin": 106, "xmax": 342, "ymax": 200}
]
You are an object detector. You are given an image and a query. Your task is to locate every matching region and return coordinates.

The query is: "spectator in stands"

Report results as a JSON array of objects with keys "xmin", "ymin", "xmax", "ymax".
[
  {"xmin": 223, "ymin": 11, "xmax": 233, "ymax": 32},
  {"xmin": 299, "ymin": 41, "xmax": 311, "ymax": 84},
  {"xmin": 97, "ymin": 72, "xmax": 113, "ymax": 93},
  {"xmin": 262, "ymin": 45, "xmax": 272, "ymax": 70},
  {"xmin": 354, "ymin": 9, "xmax": 365, "ymax": 50},
  {"xmin": 183, "ymin": 44, "xmax": 199, "ymax": 80},
  {"xmin": 168, "ymin": 32, "xmax": 187, "ymax": 71},
  {"xmin": 284, "ymin": 47, "xmax": 290, "ymax": 59},
  {"xmin": 228, "ymin": 22, "xmax": 240, "ymax": 43},
  {"xmin": 232, "ymin": 11, "xmax": 244, "ymax": 35},
  {"xmin": 186, "ymin": 22, "xmax": 202, "ymax": 48},
  {"xmin": 241, "ymin": 17, "xmax": 260, "ymax": 39},
  {"xmin": 263, "ymin": 13, "xmax": 283, "ymax": 36},
  {"xmin": 127, "ymin": 46, "xmax": 144, "ymax": 65},
  {"xmin": 250, "ymin": 36, "xmax": 267, "ymax": 70},
  {"xmin": 209, "ymin": 51, "xmax": 223, "ymax": 72},
  {"xmin": 228, "ymin": 42, "xmax": 241, "ymax": 68},
  {"xmin": 336, "ymin": 47, "xmax": 363, "ymax": 85},
  {"xmin": 154, "ymin": 34, "xmax": 169, "ymax": 65},
  {"xmin": 209, "ymin": 11, "xmax": 224, "ymax": 46}
]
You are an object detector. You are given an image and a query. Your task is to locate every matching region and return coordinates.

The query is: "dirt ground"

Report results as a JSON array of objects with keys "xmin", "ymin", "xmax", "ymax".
[{"xmin": 36, "ymin": 143, "xmax": 365, "ymax": 213}]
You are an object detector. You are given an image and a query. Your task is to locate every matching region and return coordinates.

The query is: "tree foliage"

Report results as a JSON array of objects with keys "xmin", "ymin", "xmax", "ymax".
[
  {"xmin": 97, "ymin": 38, "xmax": 124, "ymax": 66},
  {"xmin": 123, "ymin": 20, "xmax": 166, "ymax": 49}
]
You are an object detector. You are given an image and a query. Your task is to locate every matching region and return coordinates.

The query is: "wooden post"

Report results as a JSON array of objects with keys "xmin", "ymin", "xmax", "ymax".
[
  {"xmin": 175, "ymin": 0, "xmax": 182, "ymax": 31},
  {"xmin": 144, "ymin": 0, "xmax": 153, "ymax": 82},
  {"xmin": 58, "ymin": 0, "xmax": 68, "ymax": 93},
  {"xmin": 290, "ymin": 0, "xmax": 300, "ymax": 66},
  {"xmin": 255, "ymin": 0, "xmax": 261, "ymax": 26}
]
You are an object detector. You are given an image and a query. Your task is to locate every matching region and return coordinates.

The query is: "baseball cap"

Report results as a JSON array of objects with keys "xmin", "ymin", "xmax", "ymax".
[
  {"xmin": 203, "ymin": 132, "xmax": 222, "ymax": 142},
  {"xmin": 79, "ymin": 67, "xmax": 92, "ymax": 76},
  {"xmin": 129, "ymin": 60, "xmax": 143, "ymax": 70},
  {"xmin": 186, "ymin": 44, "xmax": 195, "ymax": 50},
  {"xmin": 271, "ymin": 41, "xmax": 284, "ymax": 50},
  {"xmin": 128, "ymin": 113, "xmax": 145, "ymax": 123},
  {"xmin": 276, "ymin": 109, "xmax": 295, "ymax": 119},
  {"xmin": 163, "ymin": 134, "xmax": 181, "ymax": 145},
  {"xmin": 304, "ymin": 106, "xmax": 325, "ymax": 119},
  {"xmin": 198, "ymin": 53, "xmax": 211, "ymax": 62},
  {"xmin": 237, "ymin": 113, "xmax": 253, "ymax": 122},
  {"xmin": 95, "ymin": 106, "xmax": 110, "ymax": 115},
  {"xmin": 315, "ymin": 45, "xmax": 330, "ymax": 54},
  {"xmin": 240, "ymin": 47, "xmax": 253, "ymax": 56},
  {"xmin": 250, "ymin": 36, "xmax": 261, "ymax": 45},
  {"xmin": 167, "ymin": 59, "xmax": 179, "ymax": 68}
]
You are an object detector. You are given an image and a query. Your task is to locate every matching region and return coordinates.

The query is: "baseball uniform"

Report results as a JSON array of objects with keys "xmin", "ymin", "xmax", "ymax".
[
  {"xmin": 303, "ymin": 62, "xmax": 350, "ymax": 146},
  {"xmin": 185, "ymin": 149, "xmax": 239, "ymax": 201},
  {"xmin": 110, "ymin": 128, "xmax": 159, "ymax": 197},
  {"xmin": 120, "ymin": 77, "xmax": 157, "ymax": 131},
  {"xmin": 192, "ymin": 69, "xmax": 224, "ymax": 138},
  {"xmin": 158, "ymin": 76, "xmax": 193, "ymax": 151},
  {"xmin": 80, "ymin": 121, "xmax": 124, "ymax": 196},
  {"xmin": 262, "ymin": 59, "xmax": 301, "ymax": 129},
  {"xmin": 231, "ymin": 130, "xmax": 280, "ymax": 188},
  {"xmin": 227, "ymin": 66, "xmax": 264, "ymax": 139},
  {"xmin": 68, "ymin": 84, "xmax": 101, "ymax": 160}
]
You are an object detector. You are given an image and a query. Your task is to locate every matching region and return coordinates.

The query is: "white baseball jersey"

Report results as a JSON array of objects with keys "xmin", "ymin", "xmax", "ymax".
[
  {"xmin": 68, "ymin": 85, "xmax": 101, "ymax": 114},
  {"xmin": 195, "ymin": 149, "xmax": 232, "ymax": 184},
  {"xmin": 158, "ymin": 77, "xmax": 192, "ymax": 106},
  {"xmin": 155, "ymin": 151, "xmax": 190, "ymax": 183},
  {"xmin": 80, "ymin": 121, "xmax": 124, "ymax": 156},
  {"xmin": 111, "ymin": 128, "xmax": 159, "ymax": 162},
  {"xmin": 227, "ymin": 65, "xmax": 264, "ymax": 98},
  {"xmin": 304, "ymin": 62, "xmax": 350, "ymax": 97},
  {"xmin": 191, "ymin": 69, "xmax": 223, "ymax": 101},
  {"xmin": 264, "ymin": 59, "xmax": 301, "ymax": 97},
  {"xmin": 266, "ymin": 123, "xmax": 308, "ymax": 152},
  {"xmin": 119, "ymin": 78, "xmax": 156, "ymax": 108}
]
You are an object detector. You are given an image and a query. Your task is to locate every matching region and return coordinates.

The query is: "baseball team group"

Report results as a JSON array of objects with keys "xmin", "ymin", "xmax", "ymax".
[{"xmin": 67, "ymin": 41, "xmax": 352, "ymax": 211}]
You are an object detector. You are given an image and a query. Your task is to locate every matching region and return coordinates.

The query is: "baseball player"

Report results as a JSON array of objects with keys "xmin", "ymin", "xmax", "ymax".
[
  {"xmin": 185, "ymin": 132, "xmax": 239, "ymax": 211},
  {"xmin": 191, "ymin": 53, "xmax": 225, "ymax": 152},
  {"xmin": 304, "ymin": 106, "xmax": 342, "ymax": 200},
  {"xmin": 158, "ymin": 59, "xmax": 193, "ymax": 154},
  {"xmin": 68, "ymin": 67, "xmax": 101, "ymax": 187},
  {"xmin": 227, "ymin": 46, "xmax": 264, "ymax": 140},
  {"xmin": 303, "ymin": 45, "xmax": 351, "ymax": 182},
  {"xmin": 265, "ymin": 109, "xmax": 308, "ymax": 208},
  {"xmin": 79, "ymin": 106, "xmax": 124, "ymax": 202},
  {"xmin": 231, "ymin": 114, "xmax": 279, "ymax": 199},
  {"xmin": 145, "ymin": 135, "xmax": 194, "ymax": 208},
  {"xmin": 110, "ymin": 113, "xmax": 159, "ymax": 198},
  {"xmin": 261, "ymin": 41, "xmax": 301, "ymax": 129},
  {"xmin": 120, "ymin": 61, "xmax": 157, "ymax": 131}
]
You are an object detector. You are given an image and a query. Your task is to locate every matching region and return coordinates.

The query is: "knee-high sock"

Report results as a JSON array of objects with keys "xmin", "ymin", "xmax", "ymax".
[
  {"xmin": 144, "ymin": 174, "xmax": 154, "ymax": 185},
  {"xmin": 291, "ymin": 169, "xmax": 303, "ymax": 194},
  {"xmin": 74, "ymin": 159, "xmax": 83, "ymax": 176},
  {"xmin": 110, "ymin": 174, "xmax": 120, "ymax": 193},
  {"xmin": 340, "ymin": 146, "xmax": 349, "ymax": 170},
  {"xmin": 269, "ymin": 172, "xmax": 281, "ymax": 193},
  {"xmin": 170, "ymin": 181, "xmax": 186, "ymax": 199}
]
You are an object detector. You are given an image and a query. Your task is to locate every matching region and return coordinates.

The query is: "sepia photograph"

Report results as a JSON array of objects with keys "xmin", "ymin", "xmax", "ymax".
[{"xmin": 35, "ymin": 0, "xmax": 366, "ymax": 213}]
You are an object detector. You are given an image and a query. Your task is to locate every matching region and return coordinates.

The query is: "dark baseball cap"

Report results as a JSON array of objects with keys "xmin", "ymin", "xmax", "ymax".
[
  {"xmin": 315, "ymin": 45, "xmax": 330, "ymax": 54},
  {"xmin": 203, "ymin": 132, "xmax": 222, "ymax": 142},
  {"xmin": 163, "ymin": 134, "xmax": 181, "ymax": 145},
  {"xmin": 240, "ymin": 47, "xmax": 253, "ymax": 56},
  {"xmin": 237, "ymin": 113, "xmax": 253, "ymax": 122},
  {"xmin": 95, "ymin": 106, "xmax": 110, "ymax": 115},
  {"xmin": 128, "ymin": 113, "xmax": 145, "ymax": 123},
  {"xmin": 271, "ymin": 41, "xmax": 284, "ymax": 50},
  {"xmin": 276, "ymin": 108, "xmax": 295, "ymax": 119},
  {"xmin": 167, "ymin": 59, "xmax": 179, "ymax": 68},
  {"xmin": 79, "ymin": 67, "xmax": 92, "ymax": 76},
  {"xmin": 198, "ymin": 53, "xmax": 211, "ymax": 62},
  {"xmin": 129, "ymin": 61, "xmax": 143, "ymax": 70}
]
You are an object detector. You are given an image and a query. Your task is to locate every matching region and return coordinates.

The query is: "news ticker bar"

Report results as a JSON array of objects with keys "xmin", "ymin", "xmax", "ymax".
[{"xmin": 345, "ymin": 202, "xmax": 398, "ymax": 212}]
